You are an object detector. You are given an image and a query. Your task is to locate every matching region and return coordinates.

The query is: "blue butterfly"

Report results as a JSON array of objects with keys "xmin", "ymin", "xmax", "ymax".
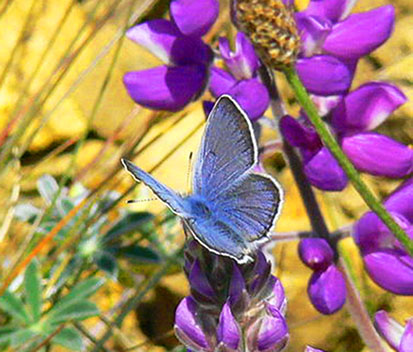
[{"xmin": 121, "ymin": 95, "xmax": 284, "ymax": 264}]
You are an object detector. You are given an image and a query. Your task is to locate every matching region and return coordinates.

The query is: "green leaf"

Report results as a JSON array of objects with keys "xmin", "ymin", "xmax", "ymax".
[
  {"xmin": 0, "ymin": 291, "xmax": 30, "ymax": 324},
  {"xmin": 117, "ymin": 244, "xmax": 160, "ymax": 263},
  {"xmin": 10, "ymin": 328, "xmax": 38, "ymax": 347},
  {"xmin": 37, "ymin": 174, "xmax": 59, "ymax": 205},
  {"xmin": 0, "ymin": 326, "xmax": 17, "ymax": 343},
  {"xmin": 104, "ymin": 212, "xmax": 154, "ymax": 242},
  {"xmin": 46, "ymin": 301, "xmax": 99, "ymax": 324},
  {"xmin": 52, "ymin": 327, "xmax": 83, "ymax": 351},
  {"xmin": 94, "ymin": 251, "xmax": 118, "ymax": 279},
  {"xmin": 24, "ymin": 260, "xmax": 42, "ymax": 322},
  {"xmin": 53, "ymin": 277, "xmax": 103, "ymax": 311}
]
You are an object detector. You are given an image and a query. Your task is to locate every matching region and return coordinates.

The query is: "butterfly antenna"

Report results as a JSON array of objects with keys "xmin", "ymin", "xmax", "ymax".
[
  {"xmin": 186, "ymin": 152, "xmax": 193, "ymax": 195},
  {"xmin": 126, "ymin": 197, "xmax": 158, "ymax": 204}
]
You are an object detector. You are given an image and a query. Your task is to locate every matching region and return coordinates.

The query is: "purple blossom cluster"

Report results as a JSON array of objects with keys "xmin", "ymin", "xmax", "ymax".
[
  {"xmin": 123, "ymin": 0, "xmax": 218, "ymax": 111},
  {"xmin": 354, "ymin": 179, "xmax": 413, "ymax": 295},
  {"xmin": 175, "ymin": 240, "xmax": 288, "ymax": 352},
  {"xmin": 281, "ymin": 0, "xmax": 413, "ymax": 191}
]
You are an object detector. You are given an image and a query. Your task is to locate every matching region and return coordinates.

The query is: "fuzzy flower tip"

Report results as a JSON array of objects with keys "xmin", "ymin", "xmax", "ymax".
[
  {"xmin": 123, "ymin": 0, "xmax": 218, "ymax": 111},
  {"xmin": 233, "ymin": 0, "xmax": 300, "ymax": 69}
]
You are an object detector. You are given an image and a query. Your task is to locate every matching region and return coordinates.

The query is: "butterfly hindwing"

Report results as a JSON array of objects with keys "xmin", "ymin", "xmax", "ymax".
[
  {"xmin": 184, "ymin": 217, "xmax": 254, "ymax": 264},
  {"xmin": 121, "ymin": 159, "xmax": 187, "ymax": 215},
  {"xmin": 213, "ymin": 173, "xmax": 283, "ymax": 242},
  {"xmin": 193, "ymin": 95, "xmax": 257, "ymax": 199}
]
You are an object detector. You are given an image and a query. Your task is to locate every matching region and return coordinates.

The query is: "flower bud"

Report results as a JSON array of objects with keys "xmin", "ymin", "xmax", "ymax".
[
  {"xmin": 232, "ymin": 0, "xmax": 300, "ymax": 69},
  {"xmin": 298, "ymin": 238, "xmax": 334, "ymax": 271}
]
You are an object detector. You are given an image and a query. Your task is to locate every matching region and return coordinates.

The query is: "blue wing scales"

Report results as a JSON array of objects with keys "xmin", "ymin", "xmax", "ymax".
[
  {"xmin": 193, "ymin": 95, "xmax": 257, "ymax": 199},
  {"xmin": 213, "ymin": 173, "xmax": 283, "ymax": 241},
  {"xmin": 121, "ymin": 159, "xmax": 187, "ymax": 216}
]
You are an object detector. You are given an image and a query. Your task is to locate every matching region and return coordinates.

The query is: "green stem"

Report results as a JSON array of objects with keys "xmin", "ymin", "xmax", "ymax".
[{"xmin": 283, "ymin": 66, "xmax": 413, "ymax": 257}]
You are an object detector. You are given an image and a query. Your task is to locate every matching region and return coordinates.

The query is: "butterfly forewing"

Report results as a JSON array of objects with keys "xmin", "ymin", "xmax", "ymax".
[
  {"xmin": 121, "ymin": 159, "xmax": 188, "ymax": 215},
  {"xmin": 193, "ymin": 96, "xmax": 257, "ymax": 199}
]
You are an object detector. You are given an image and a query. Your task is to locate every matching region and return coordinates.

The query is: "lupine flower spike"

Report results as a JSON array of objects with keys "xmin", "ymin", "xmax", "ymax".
[{"xmin": 174, "ymin": 239, "xmax": 289, "ymax": 352}]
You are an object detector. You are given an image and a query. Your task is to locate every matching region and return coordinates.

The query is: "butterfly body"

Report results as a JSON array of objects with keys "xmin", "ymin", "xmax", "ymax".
[{"xmin": 122, "ymin": 95, "xmax": 283, "ymax": 264}]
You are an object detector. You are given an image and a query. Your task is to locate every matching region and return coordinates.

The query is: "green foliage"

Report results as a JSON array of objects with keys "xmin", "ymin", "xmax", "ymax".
[
  {"xmin": 0, "ymin": 261, "xmax": 102, "ymax": 351},
  {"xmin": 15, "ymin": 174, "xmax": 161, "ymax": 282}
]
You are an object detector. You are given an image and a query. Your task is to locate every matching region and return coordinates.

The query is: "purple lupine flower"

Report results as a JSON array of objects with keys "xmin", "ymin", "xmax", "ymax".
[
  {"xmin": 175, "ymin": 239, "xmax": 289, "ymax": 352},
  {"xmin": 298, "ymin": 238, "xmax": 346, "ymax": 314},
  {"xmin": 280, "ymin": 82, "xmax": 411, "ymax": 191},
  {"xmin": 353, "ymin": 179, "xmax": 413, "ymax": 295},
  {"xmin": 209, "ymin": 32, "xmax": 269, "ymax": 121},
  {"xmin": 123, "ymin": 0, "xmax": 218, "ymax": 111},
  {"xmin": 308, "ymin": 263, "xmax": 346, "ymax": 315},
  {"xmin": 375, "ymin": 310, "xmax": 413, "ymax": 352},
  {"xmin": 295, "ymin": 0, "xmax": 395, "ymax": 96}
]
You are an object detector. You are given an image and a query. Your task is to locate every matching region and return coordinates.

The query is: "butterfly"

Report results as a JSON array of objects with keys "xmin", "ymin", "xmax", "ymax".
[{"xmin": 121, "ymin": 95, "xmax": 284, "ymax": 264}]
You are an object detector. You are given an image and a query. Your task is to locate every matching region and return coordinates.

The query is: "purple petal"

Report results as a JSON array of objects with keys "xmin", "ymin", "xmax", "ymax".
[
  {"xmin": 296, "ymin": 55, "xmax": 352, "ymax": 96},
  {"xmin": 248, "ymin": 308, "xmax": 289, "ymax": 352},
  {"xmin": 202, "ymin": 100, "xmax": 215, "ymax": 117},
  {"xmin": 249, "ymin": 251, "xmax": 272, "ymax": 294},
  {"xmin": 400, "ymin": 319, "xmax": 413, "ymax": 352},
  {"xmin": 219, "ymin": 32, "xmax": 260, "ymax": 80},
  {"xmin": 304, "ymin": 147, "xmax": 348, "ymax": 191},
  {"xmin": 323, "ymin": 5, "xmax": 395, "ymax": 59},
  {"xmin": 189, "ymin": 259, "xmax": 216, "ymax": 299},
  {"xmin": 267, "ymin": 276, "xmax": 287, "ymax": 314},
  {"xmin": 353, "ymin": 210, "xmax": 410, "ymax": 252},
  {"xmin": 304, "ymin": 0, "xmax": 357, "ymax": 22},
  {"xmin": 123, "ymin": 65, "xmax": 207, "ymax": 111},
  {"xmin": 209, "ymin": 67, "xmax": 237, "ymax": 97},
  {"xmin": 332, "ymin": 82, "xmax": 407, "ymax": 133},
  {"xmin": 126, "ymin": 20, "xmax": 212, "ymax": 66},
  {"xmin": 216, "ymin": 302, "xmax": 241, "ymax": 350},
  {"xmin": 174, "ymin": 296, "xmax": 210, "ymax": 350},
  {"xmin": 375, "ymin": 310, "xmax": 405, "ymax": 351},
  {"xmin": 228, "ymin": 264, "xmax": 246, "ymax": 306},
  {"xmin": 305, "ymin": 347, "xmax": 325, "ymax": 352},
  {"xmin": 341, "ymin": 132, "xmax": 413, "ymax": 178},
  {"xmin": 227, "ymin": 79, "xmax": 270, "ymax": 121},
  {"xmin": 280, "ymin": 115, "xmax": 322, "ymax": 151},
  {"xmin": 384, "ymin": 179, "xmax": 413, "ymax": 222},
  {"xmin": 363, "ymin": 249, "xmax": 413, "ymax": 295},
  {"xmin": 295, "ymin": 14, "xmax": 332, "ymax": 56},
  {"xmin": 308, "ymin": 264, "xmax": 346, "ymax": 314},
  {"xmin": 170, "ymin": 0, "xmax": 219, "ymax": 37},
  {"xmin": 299, "ymin": 238, "xmax": 334, "ymax": 271}
]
